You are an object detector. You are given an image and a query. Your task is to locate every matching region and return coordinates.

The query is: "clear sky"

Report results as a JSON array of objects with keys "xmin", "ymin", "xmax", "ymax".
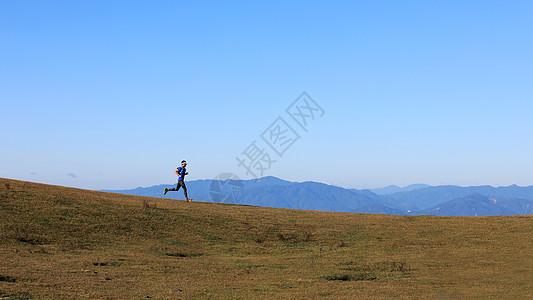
[{"xmin": 1, "ymin": 1, "xmax": 532, "ymax": 190}]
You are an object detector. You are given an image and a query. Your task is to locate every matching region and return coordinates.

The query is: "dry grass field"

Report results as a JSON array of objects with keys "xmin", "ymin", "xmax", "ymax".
[{"xmin": 1, "ymin": 177, "xmax": 532, "ymax": 299}]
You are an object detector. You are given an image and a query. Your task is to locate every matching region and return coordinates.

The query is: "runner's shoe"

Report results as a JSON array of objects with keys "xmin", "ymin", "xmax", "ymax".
[{"xmin": 164, "ymin": 188, "xmax": 168, "ymax": 195}]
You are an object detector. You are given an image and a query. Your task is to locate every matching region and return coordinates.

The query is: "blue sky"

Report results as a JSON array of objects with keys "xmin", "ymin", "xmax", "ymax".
[{"xmin": 1, "ymin": 1, "xmax": 532, "ymax": 190}]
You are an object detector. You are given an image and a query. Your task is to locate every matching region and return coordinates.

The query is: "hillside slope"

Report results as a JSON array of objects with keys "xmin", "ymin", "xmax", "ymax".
[{"xmin": 1, "ymin": 178, "xmax": 532, "ymax": 299}]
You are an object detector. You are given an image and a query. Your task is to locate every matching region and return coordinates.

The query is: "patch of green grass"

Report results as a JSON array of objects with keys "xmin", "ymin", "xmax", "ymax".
[
  {"xmin": 160, "ymin": 238, "xmax": 188, "ymax": 246},
  {"xmin": 276, "ymin": 231, "xmax": 315, "ymax": 245},
  {"xmin": 36, "ymin": 218, "xmax": 52, "ymax": 227},
  {"xmin": 324, "ymin": 273, "xmax": 378, "ymax": 281},
  {"xmin": 342, "ymin": 261, "xmax": 410, "ymax": 273},
  {"xmin": 52, "ymin": 196, "xmax": 73, "ymax": 206},
  {"xmin": 337, "ymin": 261, "xmax": 410, "ymax": 282},
  {"xmin": 0, "ymin": 275, "xmax": 17, "ymax": 282},
  {"xmin": 417, "ymin": 229, "xmax": 445, "ymax": 238},
  {"xmin": 141, "ymin": 210, "xmax": 161, "ymax": 217},
  {"xmin": 164, "ymin": 252, "xmax": 203, "ymax": 258},
  {"xmin": 236, "ymin": 264, "xmax": 264, "ymax": 268},
  {"xmin": 205, "ymin": 234, "xmax": 223, "ymax": 242}
]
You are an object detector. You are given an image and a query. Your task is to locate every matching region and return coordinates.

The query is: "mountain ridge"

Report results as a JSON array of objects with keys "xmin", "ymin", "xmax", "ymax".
[{"xmin": 102, "ymin": 176, "xmax": 533, "ymax": 216}]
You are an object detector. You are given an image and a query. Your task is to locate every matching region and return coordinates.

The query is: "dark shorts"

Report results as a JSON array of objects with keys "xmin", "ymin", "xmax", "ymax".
[{"xmin": 168, "ymin": 180, "xmax": 188, "ymax": 198}]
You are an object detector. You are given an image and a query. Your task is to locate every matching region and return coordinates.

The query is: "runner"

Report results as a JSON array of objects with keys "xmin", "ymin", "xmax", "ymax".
[{"xmin": 164, "ymin": 160, "xmax": 192, "ymax": 202}]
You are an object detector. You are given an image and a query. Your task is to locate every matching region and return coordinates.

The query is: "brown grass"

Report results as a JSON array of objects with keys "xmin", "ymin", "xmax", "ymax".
[{"xmin": 1, "ymin": 178, "xmax": 532, "ymax": 299}]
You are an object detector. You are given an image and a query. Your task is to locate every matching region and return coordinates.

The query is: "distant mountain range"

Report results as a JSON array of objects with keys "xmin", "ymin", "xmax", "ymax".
[
  {"xmin": 379, "ymin": 184, "xmax": 533, "ymax": 212},
  {"xmin": 368, "ymin": 184, "xmax": 431, "ymax": 195},
  {"xmin": 418, "ymin": 194, "xmax": 522, "ymax": 216},
  {"xmin": 102, "ymin": 176, "xmax": 533, "ymax": 216}
]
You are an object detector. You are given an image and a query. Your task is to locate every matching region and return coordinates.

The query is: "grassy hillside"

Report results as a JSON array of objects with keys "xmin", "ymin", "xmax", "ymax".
[{"xmin": 1, "ymin": 178, "xmax": 532, "ymax": 299}]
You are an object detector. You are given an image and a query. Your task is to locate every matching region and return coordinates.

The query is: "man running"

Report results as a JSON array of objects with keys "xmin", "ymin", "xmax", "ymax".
[{"xmin": 164, "ymin": 160, "xmax": 192, "ymax": 202}]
